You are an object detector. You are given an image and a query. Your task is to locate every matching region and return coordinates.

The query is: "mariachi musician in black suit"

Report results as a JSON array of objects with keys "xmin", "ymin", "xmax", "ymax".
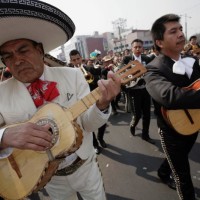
[
  {"xmin": 122, "ymin": 39, "xmax": 155, "ymax": 144},
  {"xmin": 144, "ymin": 14, "xmax": 199, "ymax": 200}
]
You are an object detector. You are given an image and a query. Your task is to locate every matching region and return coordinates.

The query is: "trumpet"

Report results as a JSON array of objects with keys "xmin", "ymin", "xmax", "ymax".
[{"xmin": 79, "ymin": 65, "xmax": 94, "ymax": 84}]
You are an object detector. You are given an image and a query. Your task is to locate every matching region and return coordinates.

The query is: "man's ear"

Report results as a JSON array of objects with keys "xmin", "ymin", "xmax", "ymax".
[{"xmin": 156, "ymin": 40, "xmax": 163, "ymax": 49}]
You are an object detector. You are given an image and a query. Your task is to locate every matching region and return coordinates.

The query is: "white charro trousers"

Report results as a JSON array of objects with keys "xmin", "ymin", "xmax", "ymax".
[{"xmin": 45, "ymin": 153, "xmax": 106, "ymax": 200}]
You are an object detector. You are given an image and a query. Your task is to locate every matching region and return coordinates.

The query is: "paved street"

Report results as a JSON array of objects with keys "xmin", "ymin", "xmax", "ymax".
[
  {"xmin": 27, "ymin": 102, "xmax": 200, "ymax": 200},
  {"xmin": 97, "ymin": 103, "xmax": 200, "ymax": 200}
]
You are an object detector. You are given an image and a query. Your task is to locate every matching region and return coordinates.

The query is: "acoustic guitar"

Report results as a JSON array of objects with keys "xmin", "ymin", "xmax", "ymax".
[
  {"xmin": 161, "ymin": 79, "xmax": 200, "ymax": 135},
  {"xmin": 0, "ymin": 60, "xmax": 147, "ymax": 200}
]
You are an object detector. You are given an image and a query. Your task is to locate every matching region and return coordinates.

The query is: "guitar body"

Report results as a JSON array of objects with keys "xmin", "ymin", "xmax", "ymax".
[
  {"xmin": 162, "ymin": 79, "xmax": 200, "ymax": 135},
  {"xmin": 162, "ymin": 108, "xmax": 200, "ymax": 135},
  {"xmin": 0, "ymin": 103, "xmax": 78, "ymax": 200}
]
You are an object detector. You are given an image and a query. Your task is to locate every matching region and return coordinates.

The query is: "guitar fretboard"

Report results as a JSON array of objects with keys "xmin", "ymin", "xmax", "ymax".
[{"xmin": 68, "ymin": 88, "xmax": 100, "ymax": 120}]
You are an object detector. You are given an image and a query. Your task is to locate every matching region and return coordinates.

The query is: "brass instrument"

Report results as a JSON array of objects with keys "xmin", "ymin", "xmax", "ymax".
[
  {"xmin": 93, "ymin": 60, "xmax": 103, "ymax": 69},
  {"xmin": 80, "ymin": 65, "xmax": 94, "ymax": 84}
]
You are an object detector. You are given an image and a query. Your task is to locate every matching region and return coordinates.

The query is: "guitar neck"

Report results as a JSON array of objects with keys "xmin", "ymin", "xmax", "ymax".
[
  {"xmin": 66, "ymin": 60, "xmax": 147, "ymax": 120},
  {"xmin": 67, "ymin": 87, "xmax": 100, "ymax": 120}
]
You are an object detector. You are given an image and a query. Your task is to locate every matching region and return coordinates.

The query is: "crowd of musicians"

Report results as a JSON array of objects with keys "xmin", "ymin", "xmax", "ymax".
[
  {"xmin": 66, "ymin": 35, "xmax": 200, "ymax": 200},
  {"xmin": 0, "ymin": 2, "xmax": 200, "ymax": 200},
  {"xmin": 1, "ymin": 33, "xmax": 200, "ymax": 200},
  {"xmin": 1, "ymin": 36, "xmax": 200, "ymax": 155}
]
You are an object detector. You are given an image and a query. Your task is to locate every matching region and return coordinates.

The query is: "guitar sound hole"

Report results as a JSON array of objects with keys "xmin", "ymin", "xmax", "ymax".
[
  {"xmin": 48, "ymin": 127, "xmax": 53, "ymax": 134},
  {"xmin": 36, "ymin": 118, "xmax": 59, "ymax": 146}
]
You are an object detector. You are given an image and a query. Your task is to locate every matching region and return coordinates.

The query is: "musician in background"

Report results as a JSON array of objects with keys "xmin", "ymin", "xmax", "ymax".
[
  {"xmin": 69, "ymin": 49, "xmax": 86, "ymax": 68},
  {"xmin": 123, "ymin": 48, "xmax": 131, "ymax": 57},
  {"xmin": 86, "ymin": 52, "xmax": 106, "ymax": 154},
  {"xmin": 122, "ymin": 39, "xmax": 155, "ymax": 144},
  {"xmin": 107, "ymin": 49, "xmax": 114, "ymax": 58},
  {"xmin": 148, "ymin": 45, "xmax": 160, "ymax": 61},
  {"xmin": 69, "ymin": 49, "xmax": 95, "ymax": 85},
  {"xmin": 113, "ymin": 54, "xmax": 123, "ymax": 71},
  {"xmin": 183, "ymin": 35, "xmax": 200, "ymax": 60},
  {"xmin": 95, "ymin": 49, "xmax": 103, "ymax": 66},
  {"xmin": 144, "ymin": 14, "xmax": 200, "ymax": 199},
  {"xmin": 0, "ymin": 1, "xmax": 121, "ymax": 200},
  {"xmin": 87, "ymin": 51, "xmax": 102, "ymax": 91},
  {"xmin": 101, "ymin": 55, "xmax": 119, "ymax": 115}
]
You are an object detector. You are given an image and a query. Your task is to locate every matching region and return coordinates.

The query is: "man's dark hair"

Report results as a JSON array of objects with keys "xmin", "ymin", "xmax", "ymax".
[
  {"xmin": 124, "ymin": 48, "xmax": 130, "ymax": 53},
  {"xmin": 3, "ymin": 70, "xmax": 12, "ymax": 78},
  {"xmin": 189, "ymin": 35, "xmax": 197, "ymax": 41},
  {"xmin": 131, "ymin": 39, "xmax": 143, "ymax": 46},
  {"xmin": 69, "ymin": 49, "xmax": 81, "ymax": 58},
  {"xmin": 31, "ymin": 40, "xmax": 44, "ymax": 55},
  {"xmin": 151, "ymin": 14, "xmax": 180, "ymax": 51}
]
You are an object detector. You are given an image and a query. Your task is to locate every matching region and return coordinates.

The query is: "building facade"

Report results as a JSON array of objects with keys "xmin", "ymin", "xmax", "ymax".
[
  {"xmin": 54, "ymin": 29, "xmax": 153, "ymax": 63},
  {"xmin": 64, "ymin": 33, "xmax": 108, "ymax": 62}
]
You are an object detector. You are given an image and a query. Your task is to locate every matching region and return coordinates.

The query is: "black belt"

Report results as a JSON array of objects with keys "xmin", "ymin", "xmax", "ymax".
[{"xmin": 55, "ymin": 157, "xmax": 86, "ymax": 176}]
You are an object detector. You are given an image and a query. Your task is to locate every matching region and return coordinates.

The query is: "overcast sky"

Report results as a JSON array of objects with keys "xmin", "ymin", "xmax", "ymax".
[
  {"xmin": 43, "ymin": 0, "xmax": 200, "ymax": 56},
  {"xmin": 44, "ymin": 0, "xmax": 200, "ymax": 38}
]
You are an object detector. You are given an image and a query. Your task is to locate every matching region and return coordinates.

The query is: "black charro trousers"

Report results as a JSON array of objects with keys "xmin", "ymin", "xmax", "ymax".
[
  {"xmin": 159, "ymin": 128, "xmax": 198, "ymax": 200},
  {"xmin": 129, "ymin": 87, "xmax": 151, "ymax": 138}
]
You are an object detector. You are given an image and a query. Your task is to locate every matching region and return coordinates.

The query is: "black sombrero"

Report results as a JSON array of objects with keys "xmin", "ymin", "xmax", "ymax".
[{"xmin": 0, "ymin": 0, "xmax": 75, "ymax": 53}]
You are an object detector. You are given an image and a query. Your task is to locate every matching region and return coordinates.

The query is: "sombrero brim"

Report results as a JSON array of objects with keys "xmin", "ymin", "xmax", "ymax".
[
  {"xmin": 44, "ymin": 53, "xmax": 66, "ymax": 67},
  {"xmin": 102, "ymin": 56, "xmax": 114, "ymax": 62},
  {"xmin": 0, "ymin": 0, "xmax": 75, "ymax": 56},
  {"xmin": 103, "ymin": 58, "xmax": 113, "ymax": 62}
]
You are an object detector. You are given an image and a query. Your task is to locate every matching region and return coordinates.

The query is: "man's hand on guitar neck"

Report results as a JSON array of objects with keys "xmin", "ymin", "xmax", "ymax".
[
  {"xmin": 1, "ymin": 122, "xmax": 53, "ymax": 151},
  {"xmin": 96, "ymin": 71, "xmax": 121, "ymax": 111}
]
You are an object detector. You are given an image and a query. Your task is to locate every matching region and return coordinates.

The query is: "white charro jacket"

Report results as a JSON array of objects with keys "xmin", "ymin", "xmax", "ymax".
[{"xmin": 0, "ymin": 65, "xmax": 110, "ymax": 160}]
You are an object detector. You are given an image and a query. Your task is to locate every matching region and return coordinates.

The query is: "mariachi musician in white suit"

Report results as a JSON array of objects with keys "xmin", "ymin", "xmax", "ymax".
[{"xmin": 0, "ymin": 1, "xmax": 121, "ymax": 200}]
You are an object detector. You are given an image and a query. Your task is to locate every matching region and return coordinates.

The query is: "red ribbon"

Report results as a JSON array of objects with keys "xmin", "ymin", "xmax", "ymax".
[{"xmin": 27, "ymin": 79, "xmax": 60, "ymax": 107}]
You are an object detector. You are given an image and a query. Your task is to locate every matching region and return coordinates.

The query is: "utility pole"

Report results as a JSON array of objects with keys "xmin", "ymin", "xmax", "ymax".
[
  {"xmin": 112, "ymin": 18, "xmax": 127, "ymax": 52},
  {"xmin": 180, "ymin": 14, "xmax": 191, "ymax": 41}
]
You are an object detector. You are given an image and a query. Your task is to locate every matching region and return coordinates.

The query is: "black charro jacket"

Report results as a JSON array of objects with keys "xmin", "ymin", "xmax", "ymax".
[
  {"xmin": 122, "ymin": 54, "xmax": 152, "ymax": 65},
  {"xmin": 144, "ymin": 54, "xmax": 200, "ymax": 132}
]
